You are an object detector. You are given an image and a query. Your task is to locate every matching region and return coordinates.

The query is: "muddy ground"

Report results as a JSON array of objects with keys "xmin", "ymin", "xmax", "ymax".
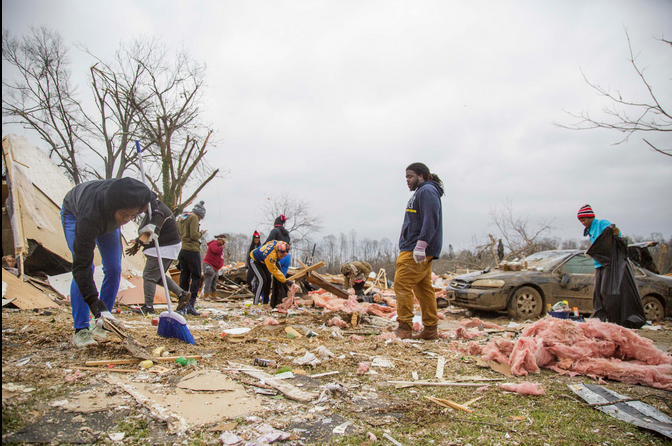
[{"xmin": 2, "ymin": 295, "xmax": 671, "ymax": 445}]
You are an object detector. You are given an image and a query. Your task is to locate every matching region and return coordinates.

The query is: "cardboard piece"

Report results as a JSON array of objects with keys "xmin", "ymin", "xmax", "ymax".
[
  {"xmin": 60, "ymin": 390, "xmax": 128, "ymax": 414},
  {"xmin": 475, "ymin": 358, "xmax": 513, "ymax": 378},
  {"xmin": 110, "ymin": 375, "xmax": 261, "ymax": 426},
  {"xmin": 2, "ymin": 270, "xmax": 58, "ymax": 309},
  {"xmin": 177, "ymin": 370, "xmax": 238, "ymax": 392},
  {"xmin": 115, "ymin": 274, "xmax": 168, "ymax": 305}
]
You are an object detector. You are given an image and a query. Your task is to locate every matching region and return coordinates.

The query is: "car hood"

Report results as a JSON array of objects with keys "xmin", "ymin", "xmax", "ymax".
[{"xmin": 451, "ymin": 267, "xmax": 518, "ymax": 284}]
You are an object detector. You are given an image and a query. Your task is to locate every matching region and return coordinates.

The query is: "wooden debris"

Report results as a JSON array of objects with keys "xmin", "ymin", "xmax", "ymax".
[
  {"xmin": 239, "ymin": 368, "xmax": 318, "ymax": 403},
  {"xmin": 305, "ymin": 272, "xmax": 349, "ymax": 299},
  {"xmin": 435, "ymin": 356, "xmax": 446, "ymax": 379},
  {"xmin": 84, "ymin": 355, "xmax": 202, "ymax": 367},
  {"xmin": 73, "ymin": 366, "xmax": 170, "ymax": 374},
  {"xmin": 388, "ymin": 381, "xmax": 486, "ymax": 387},
  {"xmin": 287, "ymin": 261, "xmax": 326, "ymax": 281},
  {"xmin": 105, "ymin": 376, "xmax": 187, "ymax": 434},
  {"xmin": 426, "ymin": 396, "xmax": 473, "ymax": 413},
  {"xmin": 463, "ymin": 396, "xmax": 485, "ymax": 407}
]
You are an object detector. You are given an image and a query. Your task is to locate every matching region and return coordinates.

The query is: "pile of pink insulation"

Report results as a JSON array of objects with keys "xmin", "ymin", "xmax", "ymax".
[{"xmin": 481, "ymin": 316, "xmax": 672, "ymax": 390}]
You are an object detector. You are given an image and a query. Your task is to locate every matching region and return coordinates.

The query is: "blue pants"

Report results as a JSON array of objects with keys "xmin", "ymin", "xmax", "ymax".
[{"xmin": 61, "ymin": 210, "xmax": 122, "ymax": 330}]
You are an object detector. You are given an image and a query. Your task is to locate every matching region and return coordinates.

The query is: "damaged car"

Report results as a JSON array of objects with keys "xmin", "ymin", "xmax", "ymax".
[{"xmin": 446, "ymin": 243, "xmax": 672, "ymax": 322}]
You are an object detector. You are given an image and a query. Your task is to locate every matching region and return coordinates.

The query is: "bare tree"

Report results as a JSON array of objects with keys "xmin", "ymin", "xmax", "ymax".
[
  {"xmin": 2, "ymin": 27, "xmax": 88, "ymax": 183},
  {"xmin": 130, "ymin": 43, "xmax": 219, "ymax": 213},
  {"xmin": 555, "ymin": 29, "xmax": 671, "ymax": 157},
  {"xmin": 489, "ymin": 199, "xmax": 555, "ymax": 259},
  {"xmin": 260, "ymin": 194, "xmax": 323, "ymax": 246}
]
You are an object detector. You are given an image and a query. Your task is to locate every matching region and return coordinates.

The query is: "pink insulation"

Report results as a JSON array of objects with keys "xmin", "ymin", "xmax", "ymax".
[
  {"xmin": 483, "ymin": 316, "xmax": 672, "ymax": 390},
  {"xmin": 413, "ymin": 322, "xmax": 423, "ymax": 332},
  {"xmin": 459, "ymin": 317, "xmax": 505, "ymax": 330},
  {"xmin": 498, "ymin": 382, "xmax": 545, "ymax": 395},
  {"xmin": 263, "ymin": 317, "xmax": 279, "ymax": 325},
  {"xmin": 349, "ymin": 335, "xmax": 364, "ymax": 342},
  {"xmin": 454, "ymin": 326, "xmax": 481, "ymax": 340},
  {"xmin": 447, "ymin": 341, "xmax": 483, "ymax": 356},
  {"xmin": 312, "ymin": 293, "xmax": 347, "ymax": 311},
  {"xmin": 327, "ymin": 316, "xmax": 349, "ymax": 329},
  {"xmin": 365, "ymin": 304, "xmax": 397, "ymax": 318},
  {"xmin": 343, "ymin": 295, "xmax": 365, "ymax": 313},
  {"xmin": 356, "ymin": 362, "xmax": 371, "ymax": 374}
]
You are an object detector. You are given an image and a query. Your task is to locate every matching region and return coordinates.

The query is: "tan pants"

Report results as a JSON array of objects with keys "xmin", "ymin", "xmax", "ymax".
[{"xmin": 394, "ymin": 251, "xmax": 438, "ymax": 327}]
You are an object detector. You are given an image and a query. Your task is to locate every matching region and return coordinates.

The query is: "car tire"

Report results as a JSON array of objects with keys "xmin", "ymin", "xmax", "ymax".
[
  {"xmin": 507, "ymin": 286, "xmax": 543, "ymax": 320},
  {"xmin": 642, "ymin": 295, "xmax": 664, "ymax": 323}
]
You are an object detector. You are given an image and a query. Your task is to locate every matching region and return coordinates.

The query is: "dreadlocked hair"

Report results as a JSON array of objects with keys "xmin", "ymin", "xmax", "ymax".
[{"xmin": 406, "ymin": 162, "xmax": 445, "ymax": 196}]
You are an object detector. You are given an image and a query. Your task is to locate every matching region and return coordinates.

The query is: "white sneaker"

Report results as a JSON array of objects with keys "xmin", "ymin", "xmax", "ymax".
[
  {"xmin": 73, "ymin": 330, "xmax": 98, "ymax": 348},
  {"xmin": 91, "ymin": 325, "xmax": 108, "ymax": 342}
]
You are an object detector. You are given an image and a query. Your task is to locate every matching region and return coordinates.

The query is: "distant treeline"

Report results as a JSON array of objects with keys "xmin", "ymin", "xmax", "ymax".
[{"xmin": 220, "ymin": 232, "xmax": 672, "ymax": 277}]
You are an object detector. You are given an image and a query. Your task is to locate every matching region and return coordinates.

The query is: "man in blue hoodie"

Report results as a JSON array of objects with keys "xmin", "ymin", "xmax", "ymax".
[{"xmin": 394, "ymin": 163, "xmax": 444, "ymax": 340}]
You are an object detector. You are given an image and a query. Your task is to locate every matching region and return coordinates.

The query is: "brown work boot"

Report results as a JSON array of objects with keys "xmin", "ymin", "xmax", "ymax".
[
  {"xmin": 394, "ymin": 322, "xmax": 412, "ymax": 339},
  {"xmin": 412, "ymin": 325, "xmax": 439, "ymax": 340}
]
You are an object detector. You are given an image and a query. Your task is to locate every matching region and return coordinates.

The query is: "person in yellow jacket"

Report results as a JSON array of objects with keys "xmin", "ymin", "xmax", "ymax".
[{"xmin": 249, "ymin": 240, "xmax": 294, "ymax": 306}]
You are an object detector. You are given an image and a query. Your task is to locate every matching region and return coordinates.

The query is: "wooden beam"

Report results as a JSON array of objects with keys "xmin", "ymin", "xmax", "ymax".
[
  {"xmin": 306, "ymin": 273, "xmax": 349, "ymax": 299},
  {"xmin": 84, "ymin": 355, "xmax": 202, "ymax": 366},
  {"xmin": 287, "ymin": 261, "xmax": 325, "ymax": 281}
]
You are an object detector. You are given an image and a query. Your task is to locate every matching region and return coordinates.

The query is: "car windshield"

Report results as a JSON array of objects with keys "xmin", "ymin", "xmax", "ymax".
[{"xmin": 523, "ymin": 250, "xmax": 575, "ymax": 269}]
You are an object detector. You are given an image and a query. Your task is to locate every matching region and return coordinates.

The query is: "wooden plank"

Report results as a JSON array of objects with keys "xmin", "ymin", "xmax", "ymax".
[
  {"xmin": 241, "ymin": 368, "xmax": 318, "ymax": 403},
  {"xmin": 2, "ymin": 271, "xmax": 59, "ymax": 310},
  {"xmin": 387, "ymin": 381, "xmax": 485, "ymax": 387},
  {"xmin": 306, "ymin": 273, "xmax": 349, "ymax": 299},
  {"xmin": 84, "ymin": 355, "xmax": 202, "ymax": 366},
  {"xmin": 287, "ymin": 261, "xmax": 325, "ymax": 281},
  {"xmin": 74, "ymin": 366, "xmax": 171, "ymax": 374}
]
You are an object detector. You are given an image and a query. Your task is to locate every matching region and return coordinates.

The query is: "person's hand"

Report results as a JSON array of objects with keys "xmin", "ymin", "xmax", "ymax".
[
  {"xmin": 613, "ymin": 226, "xmax": 620, "ymax": 237},
  {"xmin": 285, "ymin": 279, "xmax": 295, "ymax": 288},
  {"xmin": 95, "ymin": 310, "xmax": 123, "ymax": 331},
  {"xmin": 413, "ymin": 241, "xmax": 428, "ymax": 263},
  {"xmin": 125, "ymin": 239, "xmax": 141, "ymax": 256},
  {"xmin": 139, "ymin": 223, "xmax": 158, "ymax": 242},
  {"xmin": 202, "ymin": 229, "xmax": 208, "ymax": 234}
]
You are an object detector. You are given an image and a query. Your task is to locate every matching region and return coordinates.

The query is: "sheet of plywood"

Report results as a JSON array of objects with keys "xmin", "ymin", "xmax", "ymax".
[
  {"xmin": 116, "ymin": 275, "xmax": 167, "ymax": 305},
  {"xmin": 177, "ymin": 370, "xmax": 238, "ymax": 391},
  {"xmin": 2, "ymin": 271, "xmax": 58, "ymax": 309}
]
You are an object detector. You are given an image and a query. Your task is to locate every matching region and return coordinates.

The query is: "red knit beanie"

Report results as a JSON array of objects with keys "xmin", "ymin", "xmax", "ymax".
[{"xmin": 577, "ymin": 204, "xmax": 595, "ymax": 219}]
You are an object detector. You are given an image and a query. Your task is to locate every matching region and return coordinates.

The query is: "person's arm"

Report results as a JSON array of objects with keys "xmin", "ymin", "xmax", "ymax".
[
  {"xmin": 417, "ymin": 189, "xmax": 441, "ymax": 245},
  {"xmin": 265, "ymin": 254, "xmax": 287, "ymax": 283},
  {"xmin": 71, "ymin": 219, "xmax": 106, "ymax": 314},
  {"xmin": 360, "ymin": 262, "xmax": 372, "ymax": 279},
  {"xmin": 188, "ymin": 215, "xmax": 203, "ymax": 241}
]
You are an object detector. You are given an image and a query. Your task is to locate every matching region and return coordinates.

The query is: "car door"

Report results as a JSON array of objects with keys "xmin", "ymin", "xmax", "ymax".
[{"xmin": 552, "ymin": 253, "xmax": 596, "ymax": 313}]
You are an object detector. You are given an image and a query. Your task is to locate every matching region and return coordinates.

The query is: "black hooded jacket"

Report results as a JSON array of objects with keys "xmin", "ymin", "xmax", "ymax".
[
  {"xmin": 137, "ymin": 199, "xmax": 181, "ymax": 249},
  {"xmin": 398, "ymin": 180, "xmax": 444, "ymax": 258},
  {"xmin": 265, "ymin": 217, "xmax": 291, "ymax": 244},
  {"xmin": 62, "ymin": 178, "xmax": 161, "ymax": 311}
]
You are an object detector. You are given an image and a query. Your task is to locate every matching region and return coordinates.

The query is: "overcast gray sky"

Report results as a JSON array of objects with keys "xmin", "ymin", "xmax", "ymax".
[{"xmin": 3, "ymin": 0, "xmax": 671, "ymax": 252}]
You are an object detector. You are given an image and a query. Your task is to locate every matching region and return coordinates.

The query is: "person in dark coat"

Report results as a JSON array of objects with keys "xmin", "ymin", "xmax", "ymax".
[
  {"xmin": 393, "ymin": 162, "xmax": 444, "ymax": 340},
  {"xmin": 579, "ymin": 204, "xmax": 646, "ymax": 328},
  {"xmin": 246, "ymin": 231, "xmax": 262, "ymax": 295},
  {"xmin": 125, "ymin": 197, "xmax": 190, "ymax": 314},
  {"xmin": 177, "ymin": 201, "xmax": 207, "ymax": 316},
  {"xmin": 61, "ymin": 178, "xmax": 160, "ymax": 348},
  {"xmin": 265, "ymin": 215, "xmax": 291, "ymax": 307}
]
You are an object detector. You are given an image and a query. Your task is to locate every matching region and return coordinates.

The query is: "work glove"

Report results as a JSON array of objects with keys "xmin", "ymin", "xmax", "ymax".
[
  {"xmin": 90, "ymin": 300, "xmax": 126, "ymax": 332},
  {"xmin": 613, "ymin": 226, "xmax": 620, "ymax": 237},
  {"xmin": 285, "ymin": 279, "xmax": 295, "ymax": 288},
  {"xmin": 413, "ymin": 240, "xmax": 428, "ymax": 263},
  {"xmin": 139, "ymin": 223, "xmax": 158, "ymax": 242},
  {"xmin": 125, "ymin": 239, "xmax": 141, "ymax": 256}
]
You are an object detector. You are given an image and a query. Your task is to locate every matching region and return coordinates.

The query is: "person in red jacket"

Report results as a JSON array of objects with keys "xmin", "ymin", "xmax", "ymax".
[{"xmin": 202, "ymin": 234, "xmax": 227, "ymax": 304}]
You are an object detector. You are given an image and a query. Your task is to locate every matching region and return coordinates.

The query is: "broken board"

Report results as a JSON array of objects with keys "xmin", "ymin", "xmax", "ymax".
[
  {"xmin": 177, "ymin": 370, "xmax": 238, "ymax": 392},
  {"xmin": 2, "ymin": 271, "xmax": 58, "ymax": 310},
  {"xmin": 569, "ymin": 383, "xmax": 672, "ymax": 439},
  {"xmin": 306, "ymin": 272, "xmax": 349, "ymax": 299}
]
